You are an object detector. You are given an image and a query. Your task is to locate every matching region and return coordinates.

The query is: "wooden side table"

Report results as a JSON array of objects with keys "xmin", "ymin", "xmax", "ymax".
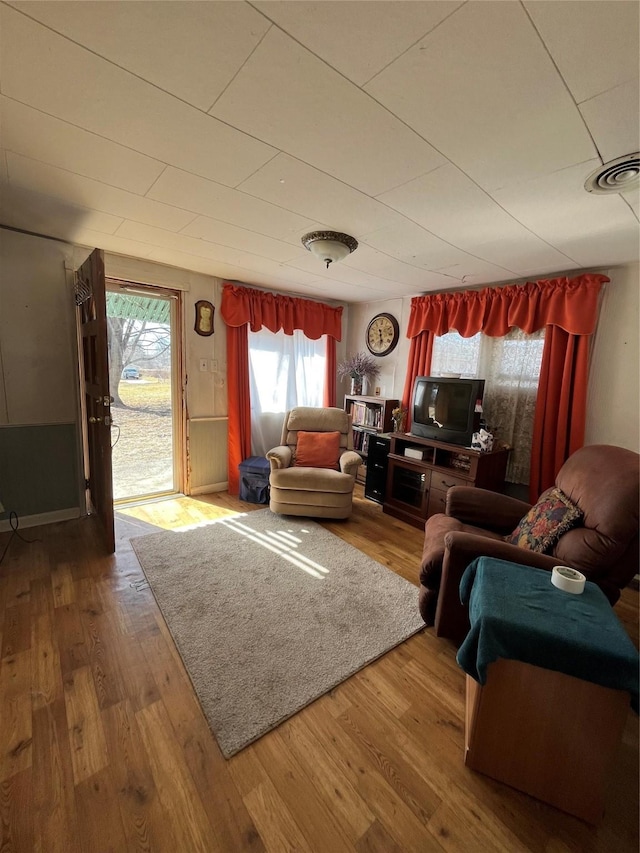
[
  {"xmin": 457, "ymin": 557, "xmax": 639, "ymax": 824},
  {"xmin": 464, "ymin": 660, "xmax": 629, "ymax": 823}
]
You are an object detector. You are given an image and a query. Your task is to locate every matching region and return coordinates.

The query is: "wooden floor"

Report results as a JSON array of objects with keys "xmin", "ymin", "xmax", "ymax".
[{"xmin": 0, "ymin": 486, "xmax": 638, "ymax": 852}]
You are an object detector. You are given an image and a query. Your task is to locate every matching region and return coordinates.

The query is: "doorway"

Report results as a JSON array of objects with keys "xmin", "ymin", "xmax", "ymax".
[{"xmin": 106, "ymin": 281, "xmax": 184, "ymax": 502}]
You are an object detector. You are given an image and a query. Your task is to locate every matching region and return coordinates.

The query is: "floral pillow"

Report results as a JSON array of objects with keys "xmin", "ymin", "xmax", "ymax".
[{"xmin": 505, "ymin": 486, "xmax": 583, "ymax": 553}]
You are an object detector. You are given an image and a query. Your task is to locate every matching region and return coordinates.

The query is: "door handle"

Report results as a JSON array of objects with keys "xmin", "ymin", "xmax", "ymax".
[{"xmin": 89, "ymin": 416, "xmax": 103, "ymax": 424}]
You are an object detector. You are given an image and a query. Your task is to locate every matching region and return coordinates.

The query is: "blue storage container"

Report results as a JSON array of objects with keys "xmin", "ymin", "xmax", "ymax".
[{"xmin": 238, "ymin": 456, "xmax": 270, "ymax": 504}]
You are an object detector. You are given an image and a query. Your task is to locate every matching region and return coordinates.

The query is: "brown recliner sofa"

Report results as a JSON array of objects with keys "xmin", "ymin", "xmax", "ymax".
[
  {"xmin": 420, "ymin": 444, "xmax": 640, "ymax": 645},
  {"xmin": 267, "ymin": 406, "xmax": 362, "ymax": 519}
]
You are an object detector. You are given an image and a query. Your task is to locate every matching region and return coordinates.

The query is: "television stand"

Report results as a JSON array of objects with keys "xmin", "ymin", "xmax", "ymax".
[{"xmin": 383, "ymin": 433, "xmax": 510, "ymax": 529}]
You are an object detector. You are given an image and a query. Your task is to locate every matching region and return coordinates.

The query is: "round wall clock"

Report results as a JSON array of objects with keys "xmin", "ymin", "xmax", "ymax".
[{"xmin": 366, "ymin": 312, "xmax": 400, "ymax": 356}]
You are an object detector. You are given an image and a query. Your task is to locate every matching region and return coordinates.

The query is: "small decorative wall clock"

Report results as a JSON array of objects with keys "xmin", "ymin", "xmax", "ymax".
[
  {"xmin": 366, "ymin": 312, "xmax": 399, "ymax": 356},
  {"xmin": 194, "ymin": 300, "xmax": 214, "ymax": 336}
]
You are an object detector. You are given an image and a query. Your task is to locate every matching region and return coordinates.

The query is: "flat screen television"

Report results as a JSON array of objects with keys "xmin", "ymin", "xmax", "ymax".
[{"xmin": 410, "ymin": 376, "xmax": 485, "ymax": 447}]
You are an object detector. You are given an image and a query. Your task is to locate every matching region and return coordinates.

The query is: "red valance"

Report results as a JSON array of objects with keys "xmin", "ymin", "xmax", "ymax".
[
  {"xmin": 406, "ymin": 274, "xmax": 609, "ymax": 339},
  {"xmin": 221, "ymin": 283, "xmax": 343, "ymax": 341}
]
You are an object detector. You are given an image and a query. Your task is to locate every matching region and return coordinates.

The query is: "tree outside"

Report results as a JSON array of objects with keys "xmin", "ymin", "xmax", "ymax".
[{"xmin": 106, "ymin": 292, "xmax": 171, "ymax": 407}]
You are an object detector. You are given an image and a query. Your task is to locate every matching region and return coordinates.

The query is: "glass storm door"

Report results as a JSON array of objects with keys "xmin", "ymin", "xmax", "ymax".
[{"xmin": 106, "ymin": 282, "xmax": 181, "ymax": 502}]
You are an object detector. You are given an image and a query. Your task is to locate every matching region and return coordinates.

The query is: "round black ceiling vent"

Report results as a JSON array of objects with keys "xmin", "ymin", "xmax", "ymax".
[{"xmin": 584, "ymin": 153, "xmax": 640, "ymax": 194}]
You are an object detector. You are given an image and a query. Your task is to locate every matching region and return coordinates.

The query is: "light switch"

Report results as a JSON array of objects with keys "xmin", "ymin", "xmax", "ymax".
[
  {"xmin": 210, "ymin": 359, "xmax": 218, "ymax": 372},
  {"xmin": 199, "ymin": 359, "xmax": 208, "ymax": 372}
]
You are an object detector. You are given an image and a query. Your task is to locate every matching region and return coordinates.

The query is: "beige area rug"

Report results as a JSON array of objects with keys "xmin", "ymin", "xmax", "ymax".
[{"xmin": 130, "ymin": 509, "xmax": 425, "ymax": 757}]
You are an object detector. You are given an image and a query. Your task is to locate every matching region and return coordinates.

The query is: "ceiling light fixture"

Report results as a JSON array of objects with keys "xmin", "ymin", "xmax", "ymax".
[
  {"xmin": 301, "ymin": 230, "xmax": 358, "ymax": 269},
  {"xmin": 584, "ymin": 153, "xmax": 640, "ymax": 194}
]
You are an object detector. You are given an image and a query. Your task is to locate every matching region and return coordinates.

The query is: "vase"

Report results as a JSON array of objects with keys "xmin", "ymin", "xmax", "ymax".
[{"xmin": 350, "ymin": 377, "xmax": 363, "ymax": 395}]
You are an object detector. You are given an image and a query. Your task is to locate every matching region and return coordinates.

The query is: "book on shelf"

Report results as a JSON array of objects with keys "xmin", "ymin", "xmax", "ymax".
[
  {"xmin": 352, "ymin": 426, "xmax": 378, "ymax": 454},
  {"xmin": 349, "ymin": 400, "xmax": 383, "ymax": 429}
]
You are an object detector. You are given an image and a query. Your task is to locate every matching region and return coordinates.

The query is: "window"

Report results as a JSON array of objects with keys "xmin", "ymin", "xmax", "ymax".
[
  {"xmin": 431, "ymin": 328, "xmax": 545, "ymax": 484},
  {"xmin": 249, "ymin": 327, "xmax": 325, "ymax": 456}
]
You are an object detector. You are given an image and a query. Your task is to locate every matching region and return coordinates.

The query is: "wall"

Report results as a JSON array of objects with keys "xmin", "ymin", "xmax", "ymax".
[
  {"xmin": 0, "ymin": 232, "xmax": 231, "ymax": 526},
  {"xmin": 104, "ymin": 253, "xmax": 228, "ymax": 492},
  {"xmin": 344, "ymin": 296, "xmax": 411, "ymax": 406},
  {"xmin": 345, "ymin": 264, "xmax": 640, "ymax": 453},
  {"xmin": 585, "ymin": 263, "xmax": 639, "ymax": 452},
  {"xmin": 0, "ymin": 229, "xmax": 86, "ymax": 526}
]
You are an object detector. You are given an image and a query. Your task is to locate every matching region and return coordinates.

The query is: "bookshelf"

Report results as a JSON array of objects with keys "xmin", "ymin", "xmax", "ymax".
[{"xmin": 344, "ymin": 395, "xmax": 398, "ymax": 484}]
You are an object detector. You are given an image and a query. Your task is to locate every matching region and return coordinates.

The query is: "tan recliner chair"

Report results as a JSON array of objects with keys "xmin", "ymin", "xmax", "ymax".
[{"xmin": 267, "ymin": 407, "xmax": 361, "ymax": 519}]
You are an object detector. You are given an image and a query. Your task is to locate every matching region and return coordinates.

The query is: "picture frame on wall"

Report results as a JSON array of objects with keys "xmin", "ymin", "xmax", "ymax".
[{"xmin": 194, "ymin": 300, "xmax": 214, "ymax": 336}]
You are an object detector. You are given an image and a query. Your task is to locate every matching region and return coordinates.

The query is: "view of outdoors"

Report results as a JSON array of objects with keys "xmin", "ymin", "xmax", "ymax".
[{"xmin": 106, "ymin": 289, "xmax": 175, "ymax": 501}]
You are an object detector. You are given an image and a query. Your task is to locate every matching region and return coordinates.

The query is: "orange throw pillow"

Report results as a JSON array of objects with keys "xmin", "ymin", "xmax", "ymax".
[{"xmin": 294, "ymin": 431, "xmax": 341, "ymax": 470}]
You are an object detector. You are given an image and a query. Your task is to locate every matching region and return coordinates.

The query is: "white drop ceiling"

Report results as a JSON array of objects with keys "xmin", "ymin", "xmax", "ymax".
[{"xmin": 0, "ymin": 0, "xmax": 638, "ymax": 303}]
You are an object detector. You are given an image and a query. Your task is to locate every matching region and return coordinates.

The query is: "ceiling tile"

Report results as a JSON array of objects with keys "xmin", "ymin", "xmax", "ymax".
[
  {"xmin": 354, "ymin": 232, "xmax": 520, "ymax": 288},
  {"xmin": 366, "ymin": 1, "xmax": 597, "ymax": 191},
  {"xmin": 253, "ymin": 1, "xmax": 463, "ymax": 86},
  {"xmin": 559, "ymin": 224, "xmax": 640, "ymax": 268},
  {"xmin": 493, "ymin": 159, "xmax": 639, "ymax": 266},
  {"xmin": 0, "ymin": 183, "xmax": 122, "ymax": 239},
  {"xmin": 579, "ymin": 79, "xmax": 640, "ymax": 165},
  {"xmin": 339, "ymin": 243, "xmax": 456, "ymax": 290},
  {"xmin": 288, "ymin": 252, "xmax": 424, "ymax": 296},
  {"xmin": 147, "ymin": 167, "xmax": 315, "ymax": 243},
  {"xmin": 294, "ymin": 280, "xmax": 387, "ymax": 303},
  {"xmin": 6, "ymin": 153, "xmax": 197, "ymax": 232},
  {"xmin": 524, "ymin": 0, "xmax": 639, "ymax": 104},
  {"xmin": 378, "ymin": 164, "xmax": 572, "ymax": 273},
  {"xmin": 115, "ymin": 220, "xmax": 321, "ymax": 286},
  {"xmin": 144, "ymin": 247, "xmax": 240, "ymax": 281},
  {"xmin": 72, "ymin": 229, "xmax": 154, "ymax": 260},
  {"xmin": 361, "ymin": 220, "xmax": 474, "ymax": 270},
  {"xmin": 9, "ymin": 1, "xmax": 270, "ymax": 111},
  {"xmin": 210, "ymin": 27, "xmax": 445, "ymax": 197},
  {"xmin": 1, "ymin": 97, "xmax": 165, "ymax": 194},
  {"xmin": 238, "ymin": 153, "xmax": 408, "ymax": 235},
  {"xmin": 181, "ymin": 216, "xmax": 306, "ymax": 263},
  {"xmin": 622, "ymin": 190, "xmax": 639, "ymax": 218},
  {"xmin": 0, "ymin": 6, "xmax": 277, "ymax": 187}
]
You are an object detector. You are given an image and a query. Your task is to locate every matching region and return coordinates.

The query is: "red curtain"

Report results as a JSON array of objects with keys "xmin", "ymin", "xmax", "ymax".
[
  {"xmin": 401, "ymin": 330, "xmax": 434, "ymax": 431},
  {"xmin": 221, "ymin": 283, "xmax": 342, "ymax": 339},
  {"xmin": 406, "ymin": 275, "xmax": 606, "ymax": 339},
  {"xmin": 403, "ymin": 274, "xmax": 608, "ymax": 494},
  {"xmin": 324, "ymin": 336, "xmax": 337, "ymax": 408},
  {"xmin": 225, "ymin": 324, "xmax": 251, "ymax": 496},
  {"xmin": 529, "ymin": 327, "xmax": 590, "ymax": 501},
  {"xmin": 221, "ymin": 283, "xmax": 343, "ymax": 494}
]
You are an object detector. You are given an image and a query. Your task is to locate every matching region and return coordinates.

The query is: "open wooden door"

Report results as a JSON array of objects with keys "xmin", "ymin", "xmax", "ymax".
[{"xmin": 76, "ymin": 249, "xmax": 115, "ymax": 553}]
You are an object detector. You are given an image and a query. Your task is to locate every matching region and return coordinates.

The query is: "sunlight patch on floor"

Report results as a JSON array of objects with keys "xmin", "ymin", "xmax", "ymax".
[
  {"xmin": 117, "ymin": 496, "xmax": 243, "ymax": 531},
  {"xmin": 215, "ymin": 517, "xmax": 330, "ymax": 580}
]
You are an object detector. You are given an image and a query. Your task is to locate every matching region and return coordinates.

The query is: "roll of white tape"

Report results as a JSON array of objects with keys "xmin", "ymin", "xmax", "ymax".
[{"xmin": 551, "ymin": 565, "xmax": 586, "ymax": 594}]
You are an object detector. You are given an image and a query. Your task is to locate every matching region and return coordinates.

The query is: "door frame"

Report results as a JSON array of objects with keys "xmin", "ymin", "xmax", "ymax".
[{"xmin": 106, "ymin": 279, "xmax": 187, "ymax": 501}]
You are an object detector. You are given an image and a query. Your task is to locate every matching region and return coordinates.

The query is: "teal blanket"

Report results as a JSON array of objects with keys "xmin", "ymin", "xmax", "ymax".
[{"xmin": 456, "ymin": 557, "xmax": 639, "ymax": 712}]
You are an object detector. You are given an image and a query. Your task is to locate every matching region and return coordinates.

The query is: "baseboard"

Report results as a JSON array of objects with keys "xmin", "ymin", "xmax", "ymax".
[
  {"xmin": 0, "ymin": 506, "xmax": 81, "ymax": 532},
  {"xmin": 189, "ymin": 481, "xmax": 229, "ymax": 496}
]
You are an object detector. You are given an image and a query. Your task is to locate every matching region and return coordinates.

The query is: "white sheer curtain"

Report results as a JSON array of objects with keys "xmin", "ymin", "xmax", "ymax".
[
  {"xmin": 431, "ymin": 328, "xmax": 545, "ymax": 484},
  {"xmin": 248, "ymin": 326, "xmax": 326, "ymax": 456}
]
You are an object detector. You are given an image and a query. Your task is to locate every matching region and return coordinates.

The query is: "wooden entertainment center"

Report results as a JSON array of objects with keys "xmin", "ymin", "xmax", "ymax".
[{"xmin": 383, "ymin": 432, "xmax": 510, "ymax": 529}]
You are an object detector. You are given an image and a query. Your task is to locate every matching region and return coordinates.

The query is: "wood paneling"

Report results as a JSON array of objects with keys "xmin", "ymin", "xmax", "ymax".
[{"xmin": 0, "ymin": 485, "xmax": 637, "ymax": 851}]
